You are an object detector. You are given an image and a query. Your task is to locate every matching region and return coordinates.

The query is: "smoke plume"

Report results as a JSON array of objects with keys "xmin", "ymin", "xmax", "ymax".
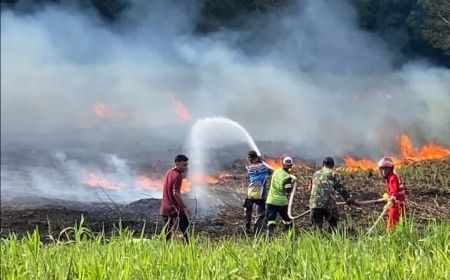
[{"xmin": 1, "ymin": 0, "xmax": 449, "ymax": 201}]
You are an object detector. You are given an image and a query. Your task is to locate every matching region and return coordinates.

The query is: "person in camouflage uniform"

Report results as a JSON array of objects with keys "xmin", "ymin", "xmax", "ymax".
[
  {"xmin": 266, "ymin": 156, "xmax": 297, "ymax": 236},
  {"xmin": 309, "ymin": 157, "xmax": 358, "ymax": 231}
]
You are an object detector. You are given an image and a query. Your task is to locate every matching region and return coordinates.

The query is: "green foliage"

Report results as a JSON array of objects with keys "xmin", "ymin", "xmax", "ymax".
[{"xmin": 1, "ymin": 219, "xmax": 449, "ymax": 279}]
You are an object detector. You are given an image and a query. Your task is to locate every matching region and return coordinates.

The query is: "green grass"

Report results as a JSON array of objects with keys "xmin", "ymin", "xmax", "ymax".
[{"xmin": 2, "ymin": 218, "xmax": 450, "ymax": 280}]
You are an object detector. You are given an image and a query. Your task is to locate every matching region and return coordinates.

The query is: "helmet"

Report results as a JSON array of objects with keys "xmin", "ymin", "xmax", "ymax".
[
  {"xmin": 282, "ymin": 156, "xmax": 294, "ymax": 166},
  {"xmin": 377, "ymin": 156, "xmax": 394, "ymax": 168}
]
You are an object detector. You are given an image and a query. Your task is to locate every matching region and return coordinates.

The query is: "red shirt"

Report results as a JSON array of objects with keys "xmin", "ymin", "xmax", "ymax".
[
  {"xmin": 160, "ymin": 167, "xmax": 185, "ymax": 216},
  {"xmin": 386, "ymin": 173, "xmax": 406, "ymax": 203}
]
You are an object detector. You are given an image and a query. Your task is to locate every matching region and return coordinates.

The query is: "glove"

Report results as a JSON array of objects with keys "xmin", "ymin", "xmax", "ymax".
[
  {"xmin": 386, "ymin": 200, "xmax": 394, "ymax": 209},
  {"xmin": 382, "ymin": 193, "xmax": 390, "ymax": 201}
]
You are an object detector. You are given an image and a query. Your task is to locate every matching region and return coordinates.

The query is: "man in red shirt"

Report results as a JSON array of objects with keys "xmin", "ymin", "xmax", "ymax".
[
  {"xmin": 160, "ymin": 154, "xmax": 190, "ymax": 242},
  {"xmin": 377, "ymin": 156, "xmax": 406, "ymax": 230}
]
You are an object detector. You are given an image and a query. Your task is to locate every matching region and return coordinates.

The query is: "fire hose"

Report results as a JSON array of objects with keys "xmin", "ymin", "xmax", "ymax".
[{"xmin": 288, "ymin": 181, "xmax": 389, "ymax": 232}]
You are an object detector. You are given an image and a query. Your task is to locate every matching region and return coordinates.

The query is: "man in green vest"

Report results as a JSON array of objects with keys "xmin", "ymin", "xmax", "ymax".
[
  {"xmin": 266, "ymin": 156, "xmax": 297, "ymax": 236},
  {"xmin": 309, "ymin": 156, "xmax": 358, "ymax": 231}
]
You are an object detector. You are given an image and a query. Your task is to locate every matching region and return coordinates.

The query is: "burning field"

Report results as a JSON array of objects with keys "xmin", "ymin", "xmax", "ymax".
[{"xmin": 2, "ymin": 152, "xmax": 449, "ymax": 240}]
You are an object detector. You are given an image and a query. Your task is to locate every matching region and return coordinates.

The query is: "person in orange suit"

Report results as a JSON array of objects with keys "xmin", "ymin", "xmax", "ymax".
[{"xmin": 377, "ymin": 156, "xmax": 406, "ymax": 230}]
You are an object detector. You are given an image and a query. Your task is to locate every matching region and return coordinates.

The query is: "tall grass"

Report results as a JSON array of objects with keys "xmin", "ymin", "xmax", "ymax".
[{"xmin": 1, "ymin": 218, "xmax": 449, "ymax": 279}]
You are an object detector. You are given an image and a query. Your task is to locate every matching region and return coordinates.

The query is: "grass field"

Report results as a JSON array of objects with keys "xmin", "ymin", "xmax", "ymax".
[{"xmin": 2, "ymin": 219, "xmax": 449, "ymax": 280}]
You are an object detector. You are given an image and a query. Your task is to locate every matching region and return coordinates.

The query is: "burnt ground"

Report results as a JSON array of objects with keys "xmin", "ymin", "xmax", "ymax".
[{"xmin": 1, "ymin": 158, "xmax": 449, "ymax": 240}]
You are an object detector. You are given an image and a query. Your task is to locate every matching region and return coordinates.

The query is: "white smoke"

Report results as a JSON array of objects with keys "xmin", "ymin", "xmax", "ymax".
[
  {"xmin": 1, "ymin": 151, "xmax": 162, "ymax": 202},
  {"xmin": 1, "ymin": 0, "xmax": 449, "ymax": 201}
]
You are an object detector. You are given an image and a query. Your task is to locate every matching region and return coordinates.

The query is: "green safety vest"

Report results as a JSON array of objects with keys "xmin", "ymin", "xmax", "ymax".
[{"xmin": 267, "ymin": 169, "xmax": 292, "ymax": 206}]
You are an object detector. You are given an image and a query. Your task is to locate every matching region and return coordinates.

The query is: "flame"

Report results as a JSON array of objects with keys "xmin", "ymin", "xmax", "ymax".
[
  {"xmin": 184, "ymin": 173, "xmax": 232, "ymax": 190},
  {"xmin": 83, "ymin": 173, "xmax": 127, "ymax": 190},
  {"xmin": 135, "ymin": 175, "xmax": 163, "ymax": 190},
  {"xmin": 343, "ymin": 134, "xmax": 450, "ymax": 170},
  {"xmin": 170, "ymin": 94, "xmax": 191, "ymax": 122},
  {"xmin": 343, "ymin": 156, "xmax": 377, "ymax": 170},
  {"xmin": 399, "ymin": 134, "xmax": 450, "ymax": 161},
  {"xmin": 83, "ymin": 172, "xmax": 231, "ymax": 193},
  {"xmin": 137, "ymin": 175, "xmax": 191, "ymax": 193},
  {"xmin": 265, "ymin": 159, "xmax": 283, "ymax": 169},
  {"xmin": 92, "ymin": 102, "xmax": 118, "ymax": 120}
]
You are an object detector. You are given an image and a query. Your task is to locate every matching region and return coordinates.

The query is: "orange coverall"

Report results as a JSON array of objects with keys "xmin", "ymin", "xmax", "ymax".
[{"xmin": 386, "ymin": 173, "xmax": 406, "ymax": 229}]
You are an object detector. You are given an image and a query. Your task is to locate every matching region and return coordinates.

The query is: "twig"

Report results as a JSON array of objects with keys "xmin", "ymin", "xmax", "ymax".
[
  {"xmin": 99, "ymin": 186, "xmax": 124, "ymax": 215},
  {"xmin": 139, "ymin": 192, "xmax": 156, "ymax": 199},
  {"xmin": 438, "ymin": 12, "xmax": 450, "ymax": 25}
]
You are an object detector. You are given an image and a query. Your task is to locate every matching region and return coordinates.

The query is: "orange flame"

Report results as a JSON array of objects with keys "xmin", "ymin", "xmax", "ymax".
[
  {"xmin": 170, "ymin": 94, "xmax": 191, "ymax": 122},
  {"xmin": 343, "ymin": 134, "xmax": 450, "ymax": 170},
  {"xmin": 343, "ymin": 156, "xmax": 377, "ymax": 170},
  {"xmin": 92, "ymin": 103, "xmax": 119, "ymax": 120},
  {"xmin": 135, "ymin": 175, "xmax": 163, "ymax": 190},
  {"xmin": 399, "ymin": 134, "xmax": 450, "ymax": 161},
  {"xmin": 83, "ymin": 172, "xmax": 231, "ymax": 193},
  {"xmin": 137, "ymin": 175, "xmax": 191, "ymax": 193},
  {"xmin": 83, "ymin": 173, "xmax": 127, "ymax": 190},
  {"xmin": 265, "ymin": 159, "xmax": 283, "ymax": 169}
]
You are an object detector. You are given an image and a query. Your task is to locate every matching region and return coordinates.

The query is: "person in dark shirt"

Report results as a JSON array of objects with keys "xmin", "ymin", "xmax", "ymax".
[{"xmin": 160, "ymin": 154, "xmax": 190, "ymax": 242}]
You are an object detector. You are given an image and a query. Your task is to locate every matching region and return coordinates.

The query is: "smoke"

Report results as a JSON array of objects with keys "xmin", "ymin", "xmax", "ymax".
[
  {"xmin": 0, "ymin": 150, "xmax": 163, "ymax": 202},
  {"xmin": 1, "ymin": 0, "xmax": 450, "ymax": 201}
]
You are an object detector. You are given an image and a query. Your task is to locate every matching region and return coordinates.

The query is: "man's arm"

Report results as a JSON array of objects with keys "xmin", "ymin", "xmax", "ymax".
[
  {"xmin": 173, "ymin": 175, "xmax": 188, "ymax": 214},
  {"xmin": 262, "ymin": 162, "xmax": 274, "ymax": 175},
  {"xmin": 333, "ymin": 174, "xmax": 353, "ymax": 203},
  {"xmin": 283, "ymin": 175, "xmax": 297, "ymax": 194}
]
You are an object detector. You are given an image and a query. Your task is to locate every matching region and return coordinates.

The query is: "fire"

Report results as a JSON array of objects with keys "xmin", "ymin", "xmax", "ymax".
[
  {"xmin": 343, "ymin": 135, "xmax": 450, "ymax": 170},
  {"xmin": 343, "ymin": 156, "xmax": 377, "ymax": 170},
  {"xmin": 135, "ymin": 175, "xmax": 163, "ymax": 190},
  {"xmin": 83, "ymin": 172, "xmax": 231, "ymax": 193},
  {"xmin": 182, "ymin": 173, "xmax": 232, "ymax": 190},
  {"xmin": 92, "ymin": 102, "xmax": 118, "ymax": 120},
  {"xmin": 399, "ymin": 134, "xmax": 450, "ymax": 161},
  {"xmin": 83, "ymin": 173, "xmax": 127, "ymax": 190},
  {"xmin": 265, "ymin": 159, "xmax": 283, "ymax": 169},
  {"xmin": 170, "ymin": 94, "xmax": 191, "ymax": 122},
  {"xmin": 137, "ymin": 175, "xmax": 191, "ymax": 193}
]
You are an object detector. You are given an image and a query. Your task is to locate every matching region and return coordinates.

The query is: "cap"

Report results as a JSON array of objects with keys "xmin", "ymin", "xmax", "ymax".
[
  {"xmin": 247, "ymin": 150, "xmax": 258, "ymax": 159},
  {"xmin": 282, "ymin": 156, "xmax": 294, "ymax": 165}
]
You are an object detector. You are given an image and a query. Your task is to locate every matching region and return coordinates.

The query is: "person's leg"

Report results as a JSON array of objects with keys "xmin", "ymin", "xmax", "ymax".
[
  {"xmin": 178, "ymin": 215, "xmax": 190, "ymax": 243},
  {"xmin": 243, "ymin": 198, "xmax": 253, "ymax": 233},
  {"xmin": 254, "ymin": 199, "xmax": 266, "ymax": 235},
  {"xmin": 162, "ymin": 216, "xmax": 174, "ymax": 240},
  {"xmin": 326, "ymin": 209, "xmax": 339, "ymax": 232},
  {"xmin": 278, "ymin": 205, "xmax": 293, "ymax": 232},
  {"xmin": 266, "ymin": 204, "xmax": 277, "ymax": 236},
  {"xmin": 311, "ymin": 209, "xmax": 325, "ymax": 230},
  {"xmin": 387, "ymin": 207, "xmax": 400, "ymax": 231},
  {"xmin": 399, "ymin": 204, "xmax": 406, "ymax": 222}
]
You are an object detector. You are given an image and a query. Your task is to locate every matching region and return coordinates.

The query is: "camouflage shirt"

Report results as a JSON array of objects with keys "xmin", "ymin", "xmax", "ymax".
[{"xmin": 309, "ymin": 167, "xmax": 351, "ymax": 209}]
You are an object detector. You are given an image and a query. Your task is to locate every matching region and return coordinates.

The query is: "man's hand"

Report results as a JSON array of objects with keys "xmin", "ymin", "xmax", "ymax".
[{"xmin": 346, "ymin": 198, "xmax": 360, "ymax": 207}]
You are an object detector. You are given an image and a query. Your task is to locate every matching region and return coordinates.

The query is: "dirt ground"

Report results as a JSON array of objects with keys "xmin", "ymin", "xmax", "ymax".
[{"xmin": 1, "ymin": 158, "xmax": 449, "ymax": 240}]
